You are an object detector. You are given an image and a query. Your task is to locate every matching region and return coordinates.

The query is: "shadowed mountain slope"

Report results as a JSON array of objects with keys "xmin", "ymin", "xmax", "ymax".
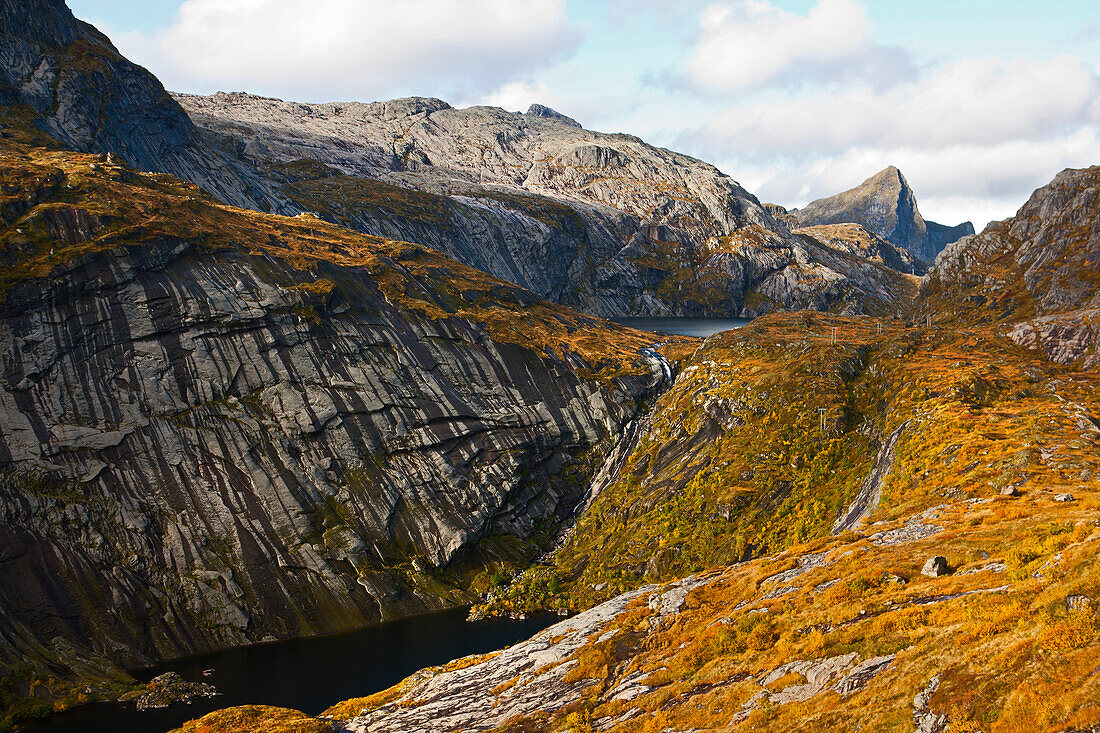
[{"xmin": 0, "ymin": 0, "xmax": 290, "ymax": 212}]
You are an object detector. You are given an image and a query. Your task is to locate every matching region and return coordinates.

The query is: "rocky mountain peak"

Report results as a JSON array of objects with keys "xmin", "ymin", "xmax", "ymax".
[
  {"xmin": 525, "ymin": 103, "xmax": 581, "ymax": 128},
  {"xmin": 1, "ymin": 0, "xmax": 93, "ymax": 48},
  {"xmin": 0, "ymin": 0, "xmax": 292, "ymax": 212},
  {"xmin": 380, "ymin": 96, "xmax": 451, "ymax": 119},
  {"xmin": 0, "ymin": 0, "xmax": 196, "ymax": 163},
  {"xmin": 787, "ymin": 166, "xmax": 973, "ymax": 262}
]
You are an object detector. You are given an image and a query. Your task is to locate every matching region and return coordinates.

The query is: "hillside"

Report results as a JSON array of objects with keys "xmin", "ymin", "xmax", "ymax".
[
  {"xmin": 777, "ymin": 167, "xmax": 975, "ymax": 262},
  {"xmin": 178, "ymin": 312, "xmax": 1100, "ymax": 733},
  {"xmin": 0, "ymin": 122, "xmax": 671, "ymax": 721},
  {"xmin": 2, "ymin": 3, "xmax": 1098, "ymax": 731},
  {"xmin": 173, "ymin": 92, "xmax": 918, "ymax": 318},
  {"xmin": 924, "ymin": 165, "xmax": 1100, "ymax": 370},
  {"xmin": 174, "ymin": 165, "xmax": 1100, "ymax": 733}
]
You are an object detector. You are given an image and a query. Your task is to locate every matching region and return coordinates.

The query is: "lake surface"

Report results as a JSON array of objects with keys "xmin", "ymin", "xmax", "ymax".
[
  {"xmin": 29, "ymin": 608, "xmax": 558, "ymax": 733},
  {"xmin": 614, "ymin": 317, "xmax": 750, "ymax": 338}
]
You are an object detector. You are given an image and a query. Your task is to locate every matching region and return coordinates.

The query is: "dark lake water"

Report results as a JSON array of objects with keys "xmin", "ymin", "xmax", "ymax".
[
  {"xmin": 614, "ymin": 316, "xmax": 750, "ymax": 338},
  {"xmin": 28, "ymin": 608, "xmax": 558, "ymax": 733}
]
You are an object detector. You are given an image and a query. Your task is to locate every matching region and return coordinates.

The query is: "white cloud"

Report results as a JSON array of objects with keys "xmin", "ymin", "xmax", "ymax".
[
  {"xmin": 478, "ymin": 81, "xmax": 553, "ymax": 114},
  {"xmin": 669, "ymin": 51, "xmax": 1100, "ymax": 229},
  {"xmin": 117, "ymin": 0, "xmax": 581, "ymax": 102},
  {"xmin": 690, "ymin": 56, "xmax": 1100, "ymax": 159},
  {"xmin": 686, "ymin": 0, "xmax": 912, "ymax": 91}
]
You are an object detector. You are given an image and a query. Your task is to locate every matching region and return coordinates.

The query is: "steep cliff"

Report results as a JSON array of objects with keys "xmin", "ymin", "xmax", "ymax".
[
  {"xmin": 924, "ymin": 165, "xmax": 1100, "ymax": 369},
  {"xmin": 0, "ymin": 0, "xmax": 291, "ymax": 212},
  {"xmin": 175, "ymin": 92, "xmax": 917, "ymax": 318},
  {"xmin": 0, "ymin": 136, "xmax": 665, "ymax": 697},
  {"xmin": 186, "ymin": 312, "xmax": 1100, "ymax": 733},
  {"xmin": 783, "ymin": 167, "xmax": 974, "ymax": 262}
]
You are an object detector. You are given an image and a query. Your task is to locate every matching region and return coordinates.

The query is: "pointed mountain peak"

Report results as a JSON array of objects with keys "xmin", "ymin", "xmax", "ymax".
[
  {"xmin": 525, "ymin": 103, "xmax": 581, "ymax": 128},
  {"xmin": 862, "ymin": 166, "xmax": 909, "ymax": 192},
  {"xmin": 791, "ymin": 166, "xmax": 968, "ymax": 262}
]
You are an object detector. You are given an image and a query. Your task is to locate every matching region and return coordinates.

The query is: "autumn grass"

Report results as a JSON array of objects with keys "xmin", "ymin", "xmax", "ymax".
[
  {"xmin": 170, "ymin": 706, "xmax": 332, "ymax": 733},
  {"xmin": 0, "ymin": 138, "xmax": 655, "ymax": 381}
]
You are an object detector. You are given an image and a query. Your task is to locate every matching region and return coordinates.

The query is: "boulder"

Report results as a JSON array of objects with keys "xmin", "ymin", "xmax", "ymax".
[
  {"xmin": 1066, "ymin": 595, "xmax": 1092, "ymax": 612},
  {"xmin": 921, "ymin": 556, "xmax": 948, "ymax": 577}
]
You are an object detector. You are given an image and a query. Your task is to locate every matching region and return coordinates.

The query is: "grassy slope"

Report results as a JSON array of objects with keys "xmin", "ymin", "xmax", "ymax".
[
  {"xmin": 198, "ymin": 313, "xmax": 1100, "ymax": 732},
  {"xmin": 0, "ymin": 127, "xmax": 653, "ymax": 375},
  {"xmin": 9, "ymin": 103, "xmax": 1097, "ymax": 729},
  {"xmin": 485, "ymin": 311, "xmax": 1096, "ymax": 616}
]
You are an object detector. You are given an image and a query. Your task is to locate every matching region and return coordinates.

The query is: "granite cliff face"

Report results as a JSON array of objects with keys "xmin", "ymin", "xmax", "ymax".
[
  {"xmin": 0, "ymin": 140, "xmax": 664, "ymax": 687},
  {"xmin": 0, "ymin": 0, "xmax": 290, "ymax": 212},
  {"xmin": 779, "ymin": 167, "xmax": 974, "ymax": 262},
  {"xmin": 925, "ymin": 165, "xmax": 1100, "ymax": 369},
  {"xmin": 174, "ymin": 92, "xmax": 917, "ymax": 318}
]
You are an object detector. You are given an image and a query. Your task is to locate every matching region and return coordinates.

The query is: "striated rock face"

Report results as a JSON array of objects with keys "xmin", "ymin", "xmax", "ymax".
[
  {"xmin": 0, "ymin": 0, "xmax": 290, "ymax": 212},
  {"xmin": 0, "ymin": 143, "xmax": 662, "ymax": 678},
  {"xmin": 926, "ymin": 166, "xmax": 1100, "ymax": 368},
  {"xmin": 784, "ymin": 167, "xmax": 973, "ymax": 262},
  {"xmin": 177, "ymin": 307, "xmax": 1100, "ymax": 732},
  {"xmin": 174, "ymin": 92, "xmax": 916, "ymax": 318}
]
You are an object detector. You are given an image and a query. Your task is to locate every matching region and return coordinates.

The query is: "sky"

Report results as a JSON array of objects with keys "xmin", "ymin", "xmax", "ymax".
[{"xmin": 69, "ymin": 0, "xmax": 1100, "ymax": 229}]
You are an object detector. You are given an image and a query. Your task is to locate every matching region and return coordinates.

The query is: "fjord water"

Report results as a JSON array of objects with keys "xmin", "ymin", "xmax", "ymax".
[
  {"xmin": 30, "ymin": 608, "xmax": 557, "ymax": 733},
  {"xmin": 613, "ymin": 317, "xmax": 750, "ymax": 337}
]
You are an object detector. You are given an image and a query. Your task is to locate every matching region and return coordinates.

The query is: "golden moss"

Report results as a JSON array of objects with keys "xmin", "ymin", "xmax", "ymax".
[{"xmin": 170, "ymin": 705, "xmax": 331, "ymax": 733}]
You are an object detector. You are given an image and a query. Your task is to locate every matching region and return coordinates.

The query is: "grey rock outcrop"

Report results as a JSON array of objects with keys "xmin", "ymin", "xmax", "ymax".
[
  {"xmin": 175, "ymin": 92, "xmax": 917, "ymax": 318},
  {"xmin": 0, "ymin": 218, "xmax": 660, "ymax": 678},
  {"xmin": 784, "ymin": 167, "xmax": 974, "ymax": 262},
  {"xmin": 0, "ymin": 0, "xmax": 291, "ymax": 212},
  {"xmin": 524, "ymin": 103, "xmax": 580, "ymax": 128},
  {"xmin": 921, "ymin": 556, "xmax": 949, "ymax": 577},
  {"xmin": 927, "ymin": 166, "xmax": 1100, "ymax": 369},
  {"xmin": 796, "ymin": 223, "xmax": 925, "ymax": 275}
]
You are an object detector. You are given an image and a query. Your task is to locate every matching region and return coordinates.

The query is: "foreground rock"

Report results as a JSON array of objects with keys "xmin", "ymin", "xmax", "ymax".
[{"xmin": 921, "ymin": 556, "xmax": 948, "ymax": 577}]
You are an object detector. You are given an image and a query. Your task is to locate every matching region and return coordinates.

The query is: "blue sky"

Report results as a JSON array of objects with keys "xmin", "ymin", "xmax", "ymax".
[{"xmin": 69, "ymin": 0, "xmax": 1100, "ymax": 228}]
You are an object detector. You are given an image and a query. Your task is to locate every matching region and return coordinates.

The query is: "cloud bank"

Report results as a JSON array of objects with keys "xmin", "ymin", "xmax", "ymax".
[
  {"xmin": 671, "ymin": 1, "xmax": 1100, "ymax": 227},
  {"xmin": 687, "ymin": 0, "xmax": 913, "ymax": 91},
  {"xmin": 115, "ymin": 0, "xmax": 582, "ymax": 102}
]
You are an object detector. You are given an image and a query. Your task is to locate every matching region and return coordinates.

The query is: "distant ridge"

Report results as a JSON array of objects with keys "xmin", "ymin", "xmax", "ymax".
[{"xmin": 773, "ymin": 166, "xmax": 974, "ymax": 262}]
